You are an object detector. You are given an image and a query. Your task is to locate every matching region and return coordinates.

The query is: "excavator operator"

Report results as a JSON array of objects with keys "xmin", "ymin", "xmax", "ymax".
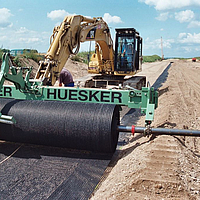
[{"xmin": 59, "ymin": 68, "xmax": 74, "ymax": 87}]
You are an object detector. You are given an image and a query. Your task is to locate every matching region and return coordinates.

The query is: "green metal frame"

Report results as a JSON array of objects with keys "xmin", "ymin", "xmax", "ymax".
[{"xmin": 0, "ymin": 53, "xmax": 158, "ymax": 124}]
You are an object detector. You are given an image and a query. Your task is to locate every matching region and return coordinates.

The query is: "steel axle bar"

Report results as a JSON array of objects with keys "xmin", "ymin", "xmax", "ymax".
[{"xmin": 118, "ymin": 125, "xmax": 200, "ymax": 137}]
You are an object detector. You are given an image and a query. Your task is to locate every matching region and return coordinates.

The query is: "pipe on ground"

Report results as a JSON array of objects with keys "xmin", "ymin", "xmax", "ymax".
[{"xmin": 118, "ymin": 125, "xmax": 200, "ymax": 137}]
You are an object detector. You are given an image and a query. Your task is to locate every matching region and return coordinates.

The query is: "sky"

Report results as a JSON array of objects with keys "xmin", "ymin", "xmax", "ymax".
[{"xmin": 0, "ymin": 0, "xmax": 200, "ymax": 58}]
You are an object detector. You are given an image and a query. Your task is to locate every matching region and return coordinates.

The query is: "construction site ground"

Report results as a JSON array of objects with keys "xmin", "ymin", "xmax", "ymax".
[
  {"xmin": 1, "ymin": 57, "xmax": 200, "ymax": 199},
  {"xmin": 90, "ymin": 59, "xmax": 200, "ymax": 200}
]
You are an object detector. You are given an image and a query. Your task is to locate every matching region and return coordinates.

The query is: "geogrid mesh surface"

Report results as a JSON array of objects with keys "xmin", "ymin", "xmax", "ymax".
[
  {"xmin": 0, "ymin": 142, "xmax": 112, "ymax": 199},
  {"xmin": 0, "ymin": 99, "xmax": 119, "ymax": 199}
]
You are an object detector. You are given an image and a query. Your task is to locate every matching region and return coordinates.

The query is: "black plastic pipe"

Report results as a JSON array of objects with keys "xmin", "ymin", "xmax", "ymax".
[{"xmin": 118, "ymin": 125, "xmax": 200, "ymax": 137}]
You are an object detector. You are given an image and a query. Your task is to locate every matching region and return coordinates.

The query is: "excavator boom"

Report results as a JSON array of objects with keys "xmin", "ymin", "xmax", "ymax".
[{"xmin": 35, "ymin": 15, "xmax": 114, "ymax": 86}]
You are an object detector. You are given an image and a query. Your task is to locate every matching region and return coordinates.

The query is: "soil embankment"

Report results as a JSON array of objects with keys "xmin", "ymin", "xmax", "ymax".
[{"xmin": 91, "ymin": 60, "xmax": 200, "ymax": 200}]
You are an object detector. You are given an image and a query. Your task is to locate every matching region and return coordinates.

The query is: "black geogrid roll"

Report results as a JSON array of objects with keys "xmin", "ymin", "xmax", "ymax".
[{"xmin": 0, "ymin": 98, "xmax": 119, "ymax": 153}]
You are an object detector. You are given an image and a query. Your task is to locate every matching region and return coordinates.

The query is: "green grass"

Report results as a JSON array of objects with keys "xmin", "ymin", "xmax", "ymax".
[
  {"xmin": 72, "ymin": 52, "xmax": 162, "ymax": 64},
  {"xmin": 167, "ymin": 56, "xmax": 200, "ymax": 60},
  {"xmin": 13, "ymin": 56, "xmax": 21, "ymax": 67},
  {"xmin": 0, "ymin": 48, "xmax": 10, "ymax": 62},
  {"xmin": 142, "ymin": 55, "xmax": 162, "ymax": 63},
  {"xmin": 23, "ymin": 50, "xmax": 44, "ymax": 62},
  {"xmin": 71, "ymin": 51, "xmax": 94, "ymax": 64},
  {"xmin": 0, "ymin": 48, "xmax": 45, "ymax": 67}
]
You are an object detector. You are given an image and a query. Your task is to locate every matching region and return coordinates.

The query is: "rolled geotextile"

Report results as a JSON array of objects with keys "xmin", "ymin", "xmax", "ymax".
[{"xmin": 0, "ymin": 99, "xmax": 119, "ymax": 153}]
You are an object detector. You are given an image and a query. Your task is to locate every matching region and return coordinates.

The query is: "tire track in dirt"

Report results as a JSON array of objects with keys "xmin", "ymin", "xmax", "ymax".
[
  {"xmin": 132, "ymin": 135, "xmax": 188, "ymax": 199},
  {"xmin": 169, "ymin": 61, "xmax": 200, "ymax": 198},
  {"xmin": 124, "ymin": 60, "xmax": 200, "ymax": 199},
  {"xmin": 91, "ymin": 60, "xmax": 200, "ymax": 199},
  {"xmin": 151, "ymin": 60, "xmax": 200, "ymax": 199}
]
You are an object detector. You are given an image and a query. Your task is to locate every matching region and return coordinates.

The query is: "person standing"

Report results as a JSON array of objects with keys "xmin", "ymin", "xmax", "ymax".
[{"xmin": 59, "ymin": 68, "xmax": 74, "ymax": 87}]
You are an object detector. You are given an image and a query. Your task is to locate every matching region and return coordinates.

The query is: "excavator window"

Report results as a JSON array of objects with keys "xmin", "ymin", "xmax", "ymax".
[{"xmin": 114, "ymin": 28, "xmax": 141, "ymax": 74}]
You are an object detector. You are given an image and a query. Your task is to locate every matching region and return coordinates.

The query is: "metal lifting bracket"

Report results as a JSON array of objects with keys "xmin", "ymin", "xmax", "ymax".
[
  {"xmin": 0, "ymin": 53, "xmax": 158, "ymax": 125},
  {"xmin": 0, "ymin": 53, "xmax": 42, "ymax": 124}
]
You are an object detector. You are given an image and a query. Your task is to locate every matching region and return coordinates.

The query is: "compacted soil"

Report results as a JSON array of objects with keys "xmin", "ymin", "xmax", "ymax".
[{"xmin": 90, "ymin": 60, "xmax": 200, "ymax": 200}]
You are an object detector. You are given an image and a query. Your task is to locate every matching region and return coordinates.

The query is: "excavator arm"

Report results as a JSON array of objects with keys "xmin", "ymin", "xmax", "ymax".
[{"xmin": 35, "ymin": 15, "xmax": 114, "ymax": 86}]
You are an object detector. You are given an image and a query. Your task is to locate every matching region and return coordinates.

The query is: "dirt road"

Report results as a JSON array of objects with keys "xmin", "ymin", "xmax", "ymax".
[
  {"xmin": 91, "ymin": 60, "xmax": 200, "ymax": 200},
  {"xmin": 137, "ymin": 59, "xmax": 171, "ymax": 85}
]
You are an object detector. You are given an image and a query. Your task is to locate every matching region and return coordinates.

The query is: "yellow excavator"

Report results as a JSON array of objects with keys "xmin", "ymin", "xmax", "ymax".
[{"xmin": 35, "ymin": 15, "xmax": 145, "ymax": 89}]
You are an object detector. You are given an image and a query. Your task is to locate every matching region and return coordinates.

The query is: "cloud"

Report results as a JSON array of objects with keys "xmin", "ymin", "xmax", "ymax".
[
  {"xmin": 178, "ymin": 33, "xmax": 187, "ymax": 39},
  {"xmin": 0, "ymin": 26, "xmax": 50, "ymax": 51},
  {"xmin": 188, "ymin": 20, "xmax": 200, "ymax": 28},
  {"xmin": 175, "ymin": 10, "xmax": 195, "ymax": 23},
  {"xmin": 103, "ymin": 13, "xmax": 123, "ymax": 24},
  {"xmin": 47, "ymin": 11, "xmax": 122, "ymax": 24},
  {"xmin": 162, "ymin": 39, "xmax": 175, "ymax": 48},
  {"xmin": 47, "ymin": 10, "xmax": 71, "ymax": 21},
  {"xmin": 14, "ymin": 27, "xmax": 44, "ymax": 44},
  {"xmin": 0, "ymin": 8, "xmax": 13, "ymax": 28},
  {"xmin": 47, "ymin": 10, "xmax": 92, "ymax": 22},
  {"xmin": 16, "ymin": 27, "xmax": 29, "ymax": 34},
  {"xmin": 19, "ymin": 37, "xmax": 40, "ymax": 43},
  {"xmin": 181, "ymin": 45, "xmax": 200, "ymax": 53},
  {"xmin": 156, "ymin": 12, "xmax": 169, "ymax": 21},
  {"xmin": 144, "ymin": 37, "xmax": 174, "ymax": 50},
  {"xmin": 178, "ymin": 33, "xmax": 200, "ymax": 55},
  {"xmin": 178, "ymin": 32, "xmax": 200, "ymax": 44},
  {"xmin": 47, "ymin": 11, "xmax": 123, "ymax": 26},
  {"xmin": 182, "ymin": 46, "xmax": 193, "ymax": 52},
  {"xmin": 139, "ymin": 0, "xmax": 200, "ymax": 10}
]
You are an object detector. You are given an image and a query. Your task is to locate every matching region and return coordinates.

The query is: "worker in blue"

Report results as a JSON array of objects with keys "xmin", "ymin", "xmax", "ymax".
[
  {"xmin": 121, "ymin": 42, "xmax": 133, "ymax": 69},
  {"xmin": 126, "ymin": 44, "xmax": 134, "ymax": 69},
  {"xmin": 121, "ymin": 42, "xmax": 127, "ymax": 67},
  {"xmin": 59, "ymin": 68, "xmax": 74, "ymax": 87}
]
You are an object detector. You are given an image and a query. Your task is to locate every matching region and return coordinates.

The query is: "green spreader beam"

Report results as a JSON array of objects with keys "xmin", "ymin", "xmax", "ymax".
[{"xmin": 0, "ymin": 53, "xmax": 158, "ymax": 124}]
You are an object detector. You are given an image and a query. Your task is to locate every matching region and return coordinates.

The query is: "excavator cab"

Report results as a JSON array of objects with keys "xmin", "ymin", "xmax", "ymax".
[{"xmin": 114, "ymin": 28, "xmax": 142, "ymax": 75}]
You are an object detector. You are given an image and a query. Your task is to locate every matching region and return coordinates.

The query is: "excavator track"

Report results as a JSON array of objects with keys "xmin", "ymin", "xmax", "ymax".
[
  {"xmin": 123, "ymin": 76, "xmax": 146, "ymax": 90},
  {"xmin": 84, "ymin": 75, "xmax": 146, "ymax": 89}
]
